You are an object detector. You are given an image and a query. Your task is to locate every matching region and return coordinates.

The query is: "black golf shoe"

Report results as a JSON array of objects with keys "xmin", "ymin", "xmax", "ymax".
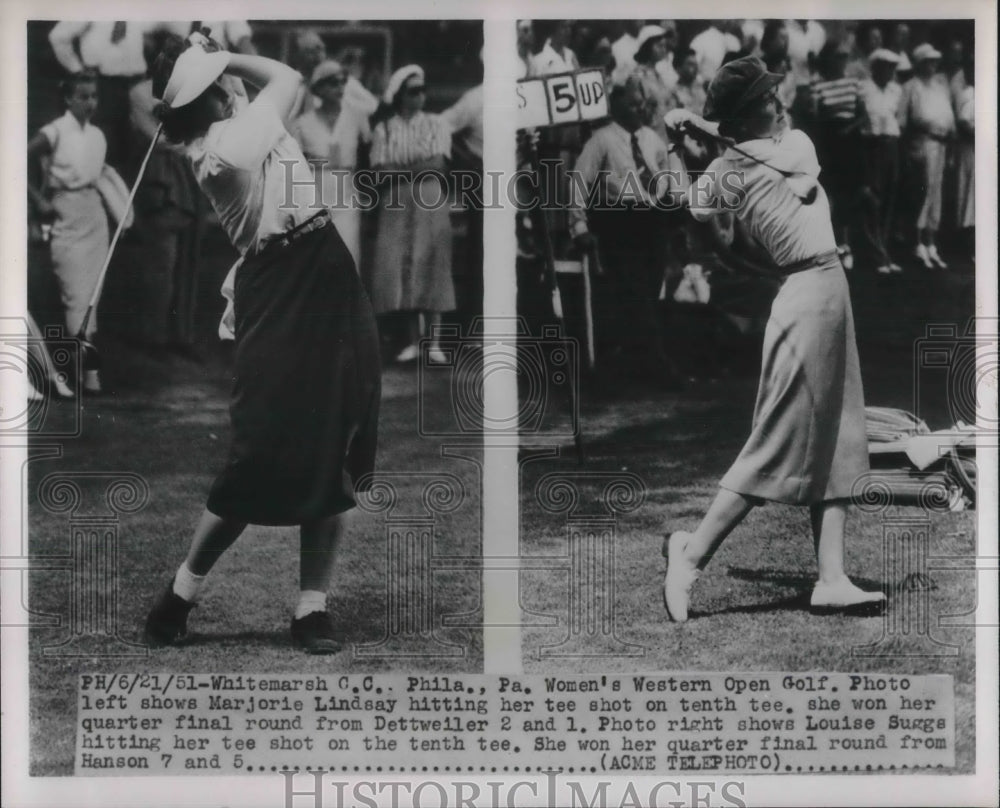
[
  {"xmin": 143, "ymin": 581, "xmax": 196, "ymax": 647},
  {"xmin": 291, "ymin": 611, "xmax": 342, "ymax": 655}
]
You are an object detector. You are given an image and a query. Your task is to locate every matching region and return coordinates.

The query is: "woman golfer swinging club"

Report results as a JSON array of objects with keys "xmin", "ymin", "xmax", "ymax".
[
  {"xmin": 143, "ymin": 36, "xmax": 380, "ymax": 653},
  {"xmin": 661, "ymin": 56, "xmax": 886, "ymax": 621}
]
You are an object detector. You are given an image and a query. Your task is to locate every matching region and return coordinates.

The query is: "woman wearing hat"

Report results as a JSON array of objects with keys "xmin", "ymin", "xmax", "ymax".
[
  {"xmin": 291, "ymin": 59, "xmax": 371, "ymax": 269},
  {"xmin": 630, "ymin": 25, "xmax": 675, "ymax": 144},
  {"xmin": 899, "ymin": 43, "xmax": 955, "ymax": 269},
  {"xmin": 142, "ymin": 37, "xmax": 381, "ymax": 654},
  {"xmin": 369, "ymin": 64, "xmax": 454, "ymax": 364},
  {"xmin": 661, "ymin": 56, "xmax": 886, "ymax": 621}
]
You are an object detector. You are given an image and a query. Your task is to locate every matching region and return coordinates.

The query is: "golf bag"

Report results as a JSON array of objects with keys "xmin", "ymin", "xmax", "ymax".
[{"xmin": 859, "ymin": 407, "xmax": 977, "ymax": 511}]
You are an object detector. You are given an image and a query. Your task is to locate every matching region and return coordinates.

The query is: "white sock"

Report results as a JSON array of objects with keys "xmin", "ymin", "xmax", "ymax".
[
  {"xmin": 172, "ymin": 564, "xmax": 206, "ymax": 602},
  {"xmin": 295, "ymin": 590, "xmax": 328, "ymax": 620}
]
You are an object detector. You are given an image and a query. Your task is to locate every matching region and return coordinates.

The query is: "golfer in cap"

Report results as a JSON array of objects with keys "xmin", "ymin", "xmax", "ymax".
[
  {"xmin": 142, "ymin": 36, "xmax": 381, "ymax": 653},
  {"xmin": 661, "ymin": 56, "xmax": 886, "ymax": 621}
]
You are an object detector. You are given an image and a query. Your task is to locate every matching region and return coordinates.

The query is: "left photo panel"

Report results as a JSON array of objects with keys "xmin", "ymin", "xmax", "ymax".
[{"xmin": 20, "ymin": 18, "xmax": 484, "ymax": 775}]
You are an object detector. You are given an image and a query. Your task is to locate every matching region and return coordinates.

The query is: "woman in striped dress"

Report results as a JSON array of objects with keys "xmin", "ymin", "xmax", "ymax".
[
  {"xmin": 809, "ymin": 41, "xmax": 865, "ymax": 270},
  {"xmin": 369, "ymin": 65, "xmax": 454, "ymax": 364}
]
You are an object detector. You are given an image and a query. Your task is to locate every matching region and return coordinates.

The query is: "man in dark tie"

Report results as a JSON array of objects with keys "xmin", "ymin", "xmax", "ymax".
[{"xmin": 570, "ymin": 79, "xmax": 688, "ymax": 389}]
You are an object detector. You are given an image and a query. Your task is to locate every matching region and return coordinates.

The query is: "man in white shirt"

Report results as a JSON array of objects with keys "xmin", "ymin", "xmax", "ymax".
[
  {"xmin": 689, "ymin": 21, "xmax": 742, "ymax": 85},
  {"xmin": 49, "ymin": 21, "xmax": 148, "ymax": 174},
  {"xmin": 570, "ymin": 81, "xmax": 687, "ymax": 388},
  {"xmin": 858, "ymin": 49, "xmax": 903, "ymax": 274},
  {"xmin": 610, "ymin": 20, "xmax": 642, "ymax": 86},
  {"xmin": 786, "ymin": 19, "xmax": 827, "ymax": 85},
  {"xmin": 529, "ymin": 19, "xmax": 579, "ymax": 76},
  {"xmin": 151, "ymin": 21, "xmax": 256, "ymax": 55}
]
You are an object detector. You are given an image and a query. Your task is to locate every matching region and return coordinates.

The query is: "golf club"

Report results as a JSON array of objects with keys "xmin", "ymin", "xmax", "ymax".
[
  {"xmin": 76, "ymin": 123, "xmax": 163, "ymax": 371},
  {"xmin": 675, "ymin": 120, "xmax": 819, "ymax": 204}
]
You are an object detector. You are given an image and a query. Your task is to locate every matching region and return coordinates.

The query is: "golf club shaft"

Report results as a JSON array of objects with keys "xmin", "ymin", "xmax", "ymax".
[
  {"xmin": 679, "ymin": 121, "xmax": 798, "ymax": 178},
  {"xmin": 78, "ymin": 123, "xmax": 163, "ymax": 338}
]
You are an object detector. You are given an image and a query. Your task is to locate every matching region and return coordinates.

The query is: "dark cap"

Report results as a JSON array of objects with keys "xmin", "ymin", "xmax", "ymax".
[{"xmin": 703, "ymin": 55, "xmax": 784, "ymax": 123}]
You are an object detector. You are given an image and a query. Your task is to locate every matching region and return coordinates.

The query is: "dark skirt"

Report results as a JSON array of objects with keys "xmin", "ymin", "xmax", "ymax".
[{"xmin": 207, "ymin": 221, "xmax": 381, "ymax": 525}]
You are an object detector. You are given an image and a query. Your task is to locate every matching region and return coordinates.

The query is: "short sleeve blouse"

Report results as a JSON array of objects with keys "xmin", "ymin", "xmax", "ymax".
[
  {"xmin": 688, "ymin": 128, "xmax": 837, "ymax": 267},
  {"xmin": 186, "ymin": 94, "xmax": 319, "ymax": 256}
]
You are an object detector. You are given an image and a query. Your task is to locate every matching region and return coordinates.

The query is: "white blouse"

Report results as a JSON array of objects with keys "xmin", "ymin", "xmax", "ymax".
[
  {"xmin": 40, "ymin": 111, "xmax": 107, "ymax": 190},
  {"xmin": 689, "ymin": 128, "xmax": 836, "ymax": 267},
  {"xmin": 186, "ymin": 94, "xmax": 318, "ymax": 257}
]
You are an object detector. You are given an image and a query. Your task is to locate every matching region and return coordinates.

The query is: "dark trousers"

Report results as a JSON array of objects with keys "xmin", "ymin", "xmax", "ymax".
[
  {"xmin": 95, "ymin": 74, "xmax": 142, "ymax": 178},
  {"xmin": 858, "ymin": 136, "xmax": 900, "ymax": 268},
  {"xmin": 137, "ymin": 206, "xmax": 204, "ymax": 347},
  {"xmin": 815, "ymin": 128, "xmax": 863, "ymax": 236},
  {"xmin": 589, "ymin": 207, "xmax": 679, "ymax": 376}
]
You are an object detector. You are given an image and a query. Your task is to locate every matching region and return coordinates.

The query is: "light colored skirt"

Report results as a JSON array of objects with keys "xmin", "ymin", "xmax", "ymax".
[
  {"xmin": 370, "ymin": 174, "xmax": 454, "ymax": 315},
  {"xmin": 49, "ymin": 188, "xmax": 109, "ymax": 338},
  {"xmin": 720, "ymin": 257, "xmax": 869, "ymax": 505}
]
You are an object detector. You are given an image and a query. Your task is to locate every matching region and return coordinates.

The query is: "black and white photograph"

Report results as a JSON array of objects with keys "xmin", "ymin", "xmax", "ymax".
[
  {"xmin": 12, "ymin": 12, "xmax": 484, "ymax": 777},
  {"xmin": 0, "ymin": 1, "xmax": 996, "ymax": 807},
  {"xmin": 513, "ymin": 10, "xmax": 987, "ymax": 773}
]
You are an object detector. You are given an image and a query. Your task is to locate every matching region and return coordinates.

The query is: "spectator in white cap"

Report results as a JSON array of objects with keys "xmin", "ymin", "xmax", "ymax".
[
  {"xmin": 899, "ymin": 43, "xmax": 955, "ymax": 269},
  {"xmin": 858, "ymin": 49, "xmax": 904, "ymax": 274},
  {"xmin": 630, "ymin": 25, "xmax": 676, "ymax": 143},
  {"xmin": 369, "ymin": 64, "xmax": 454, "ymax": 364},
  {"xmin": 290, "ymin": 59, "xmax": 372, "ymax": 268}
]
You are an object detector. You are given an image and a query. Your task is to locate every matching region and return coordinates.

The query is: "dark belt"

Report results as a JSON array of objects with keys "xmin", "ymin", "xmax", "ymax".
[
  {"xmin": 256, "ymin": 209, "xmax": 330, "ymax": 254},
  {"xmin": 779, "ymin": 249, "xmax": 840, "ymax": 276}
]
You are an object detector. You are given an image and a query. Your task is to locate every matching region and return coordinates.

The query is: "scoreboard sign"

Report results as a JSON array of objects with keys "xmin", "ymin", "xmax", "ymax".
[{"xmin": 516, "ymin": 69, "xmax": 609, "ymax": 129}]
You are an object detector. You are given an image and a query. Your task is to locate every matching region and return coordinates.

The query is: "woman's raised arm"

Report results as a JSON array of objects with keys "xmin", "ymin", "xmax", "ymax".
[{"xmin": 224, "ymin": 53, "xmax": 303, "ymax": 123}]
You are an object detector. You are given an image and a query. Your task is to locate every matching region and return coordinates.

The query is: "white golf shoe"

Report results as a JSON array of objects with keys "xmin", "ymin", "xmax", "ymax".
[
  {"xmin": 663, "ymin": 531, "xmax": 700, "ymax": 622},
  {"xmin": 810, "ymin": 577, "xmax": 887, "ymax": 616}
]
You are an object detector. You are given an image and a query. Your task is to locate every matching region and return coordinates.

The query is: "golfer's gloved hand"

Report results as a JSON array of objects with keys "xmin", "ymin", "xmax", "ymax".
[{"xmin": 663, "ymin": 108, "xmax": 696, "ymax": 133}]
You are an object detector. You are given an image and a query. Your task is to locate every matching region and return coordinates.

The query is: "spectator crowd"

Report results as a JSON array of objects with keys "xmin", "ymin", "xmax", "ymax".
[
  {"xmin": 27, "ymin": 20, "xmax": 483, "ymax": 398},
  {"xmin": 515, "ymin": 19, "xmax": 975, "ymax": 389}
]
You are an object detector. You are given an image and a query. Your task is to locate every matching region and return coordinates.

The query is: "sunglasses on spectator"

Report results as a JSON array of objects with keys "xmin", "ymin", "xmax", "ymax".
[{"xmin": 404, "ymin": 85, "xmax": 427, "ymax": 96}]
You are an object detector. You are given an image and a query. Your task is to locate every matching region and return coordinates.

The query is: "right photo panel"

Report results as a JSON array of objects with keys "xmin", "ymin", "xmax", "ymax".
[{"xmin": 512, "ymin": 15, "xmax": 979, "ymax": 775}]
